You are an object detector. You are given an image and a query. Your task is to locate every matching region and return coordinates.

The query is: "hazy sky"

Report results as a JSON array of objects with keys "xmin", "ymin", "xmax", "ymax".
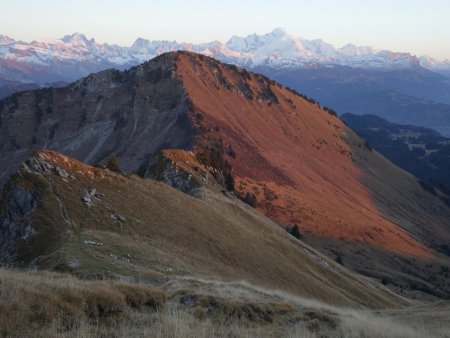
[{"xmin": 2, "ymin": 0, "xmax": 450, "ymax": 60}]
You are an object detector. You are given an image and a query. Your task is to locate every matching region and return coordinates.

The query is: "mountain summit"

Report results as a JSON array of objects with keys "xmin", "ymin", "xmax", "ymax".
[
  {"xmin": 1, "ymin": 51, "xmax": 450, "ymax": 298},
  {"xmin": 61, "ymin": 32, "xmax": 92, "ymax": 45}
]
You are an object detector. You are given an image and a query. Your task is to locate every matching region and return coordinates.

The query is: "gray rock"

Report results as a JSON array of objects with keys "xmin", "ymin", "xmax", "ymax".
[
  {"xmin": 55, "ymin": 166, "xmax": 69, "ymax": 178},
  {"xmin": 85, "ymin": 188, "xmax": 97, "ymax": 197},
  {"xmin": 111, "ymin": 214, "xmax": 126, "ymax": 222},
  {"xmin": 81, "ymin": 188, "xmax": 103, "ymax": 207},
  {"xmin": 84, "ymin": 240, "xmax": 103, "ymax": 246},
  {"xmin": 0, "ymin": 183, "xmax": 41, "ymax": 263},
  {"xmin": 81, "ymin": 196, "xmax": 93, "ymax": 207}
]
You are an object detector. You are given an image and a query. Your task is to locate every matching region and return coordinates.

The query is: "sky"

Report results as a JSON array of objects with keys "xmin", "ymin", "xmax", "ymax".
[{"xmin": 1, "ymin": 0, "xmax": 450, "ymax": 60}]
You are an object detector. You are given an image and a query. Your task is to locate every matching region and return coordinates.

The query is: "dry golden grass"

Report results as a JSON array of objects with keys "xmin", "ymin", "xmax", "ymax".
[
  {"xmin": 0, "ymin": 267, "xmax": 449, "ymax": 338},
  {"xmin": 0, "ymin": 267, "xmax": 164, "ymax": 337},
  {"xmin": 3, "ymin": 151, "xmax": 450, "ymax": 337},
  {"xmin": 6, "ymin": 150, "xmax": 404, "ymax": 309}
]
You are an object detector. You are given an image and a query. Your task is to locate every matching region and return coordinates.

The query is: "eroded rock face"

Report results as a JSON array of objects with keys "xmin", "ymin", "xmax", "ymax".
[
  {"xmin": 0, "ymin": 53, "xmax": 194, "ymax": 189},
  {"xmin": 0, "ymin": 151, "xmax": 74, "ymax": 264},
  {"xmin": 153, "ymin": 158, "xmax": 198, "ymax": 193},
  {"xmin": 149, "ymin": 150, "xmax": 220, "ymax": 194},
  {"xmin": 22, "ymin": 151, "xmax": 69, "ymax": 177},
  {"xmin": 0, "ymin": 178, "xmax": 42, "ymax": 263}
]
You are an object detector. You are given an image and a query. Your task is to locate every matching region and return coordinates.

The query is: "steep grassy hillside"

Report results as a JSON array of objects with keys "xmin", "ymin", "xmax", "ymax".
[{"xmin": 0, "ymin": 150, "xmax": 400, "ymax": 309}]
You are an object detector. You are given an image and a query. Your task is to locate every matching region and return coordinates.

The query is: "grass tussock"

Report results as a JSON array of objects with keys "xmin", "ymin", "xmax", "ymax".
[
  {"xmin": 0, "ymin": 267, "xmax": 449, "ymax": 338},
  {"xmin": 19, "ymin": 307, "xmax": 450, "ymax": 338},
  {"xmin": 173, "ymin": 289, "xmax": 295, "ymax": 323},
  {"xmin": 0, "ymin": 268, "xmax": 164, "ymax": 337}
]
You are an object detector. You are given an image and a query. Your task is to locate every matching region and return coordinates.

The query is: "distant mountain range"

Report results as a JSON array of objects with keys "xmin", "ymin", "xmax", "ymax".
[
  {"xmin": 2, "ymin": 28, "xmax": 450, "ymax": 136},
  {"xmin": 1, "ymin": 28, "xmax": 450, "ymax": 83}
]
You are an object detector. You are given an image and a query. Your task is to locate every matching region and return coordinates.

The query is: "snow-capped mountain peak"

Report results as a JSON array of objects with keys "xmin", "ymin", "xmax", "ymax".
[
  {"xmin": 131, "ymin": 37, "xmax": 150, "ymax": 49},
  {"xmin": 270, "ymin": 27, "xmax": 288, "ymax": 37},
  {"xmin": 339, "ymin": 43, "xmax": 378, "ymax": 56},
  {"xmin": 61, "ymin": 32, "xmax": 93, "ymax": 46},
  {"xmin": 227, "ymin": 28, "xmax": 292, "ymax": 51},
  {"xmin": 0, "ymin": 35, "xmax": 15, "ymax": 45},
  {"xmin": 419, "ymin": 55, "xmax": 450, "ymax": 74}
]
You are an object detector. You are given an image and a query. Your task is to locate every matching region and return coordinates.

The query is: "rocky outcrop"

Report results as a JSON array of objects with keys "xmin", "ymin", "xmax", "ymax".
[
  {"xmin": 0, "ymin": 175, "xmax": 43, "ymax": 263},
  {"xmin": 149, "ymin": 149, "xmax": 221, "ymax": 195},
  {"xmin": 22, "ymin": 151, "xmax": 74, "ymax": 179},
  {"xmin": 81, "ymin": 188, "xmax": 104, "ymax": 207},
  {"xmin": 0, "ymin": 151, "xmax": 77, "ymax": 264}
]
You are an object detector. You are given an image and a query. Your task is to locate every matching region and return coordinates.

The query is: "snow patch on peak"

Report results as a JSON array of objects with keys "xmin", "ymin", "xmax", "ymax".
[
  {"xmin": 271, "ymin": 27, "xmax": 287, "ymax": 37},
  {"xmin": 62, "ymin": 33, "xmax": 92, "ymax": 45},
  {"xmin": 419, "ymin": 55, "xmax": 450, "ymax": 73},
  {"xmin": 132, "ymin": 38, "xmax": 151, "ymax": 49},
  {"xmin": 0, "ymin": 35, "xmax": 15, "ymax": 45},
  {"xmin": 339, "ymin": 44, "xmax": 377, "ymax": 56},
  {"xmin": 226, "ymin": 35, "xmax": 247, "ymax": 50}
]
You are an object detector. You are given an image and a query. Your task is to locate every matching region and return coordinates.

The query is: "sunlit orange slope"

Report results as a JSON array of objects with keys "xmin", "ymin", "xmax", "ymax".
[{"xmin": 174, "ymin": 52, "xmax": 450, "ymax": 259}]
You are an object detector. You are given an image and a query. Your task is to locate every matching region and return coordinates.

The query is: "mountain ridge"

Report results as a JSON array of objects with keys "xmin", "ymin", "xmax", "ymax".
[
  {"xmin": 1, "ymin": 51, "xmax": 450, "ymax": 299},
  {"xmin": 0, "ymin": 148, "xmax": 403, "ymax": 309}
]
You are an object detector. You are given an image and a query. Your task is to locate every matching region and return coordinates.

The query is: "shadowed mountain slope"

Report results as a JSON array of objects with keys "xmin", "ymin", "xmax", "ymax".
[
  {"xmin": 0, "ymin": 55, "xmax": 193, "ymax": 186},
  {"xmin": 342, "ymin": 113, "xmax": 450, "ymax": 191}
]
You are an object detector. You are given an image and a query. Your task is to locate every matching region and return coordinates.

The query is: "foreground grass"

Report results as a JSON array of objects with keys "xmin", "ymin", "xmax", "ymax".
[
  {"xmin": 0, "ymin": 268, "xmax": 449, "ymax": 338},
  {"xmin": 0, "ymin": 267, "xmax": 164, "ymax": 337}
]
